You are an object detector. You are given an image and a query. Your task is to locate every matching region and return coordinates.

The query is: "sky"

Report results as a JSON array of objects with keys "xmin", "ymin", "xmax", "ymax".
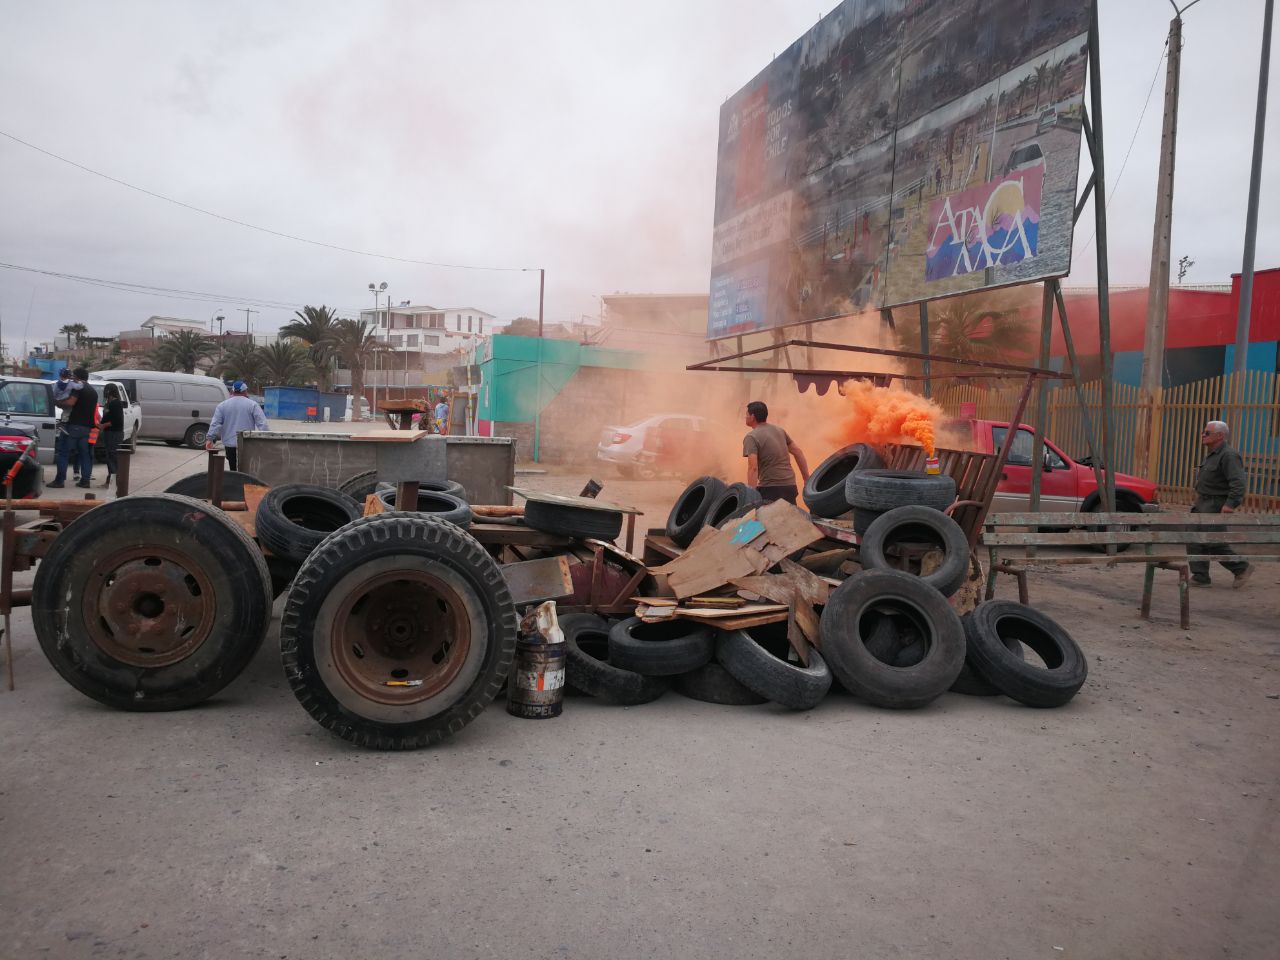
[{"xmin": 0, "ymin": 0, "xmax": 1276, "ymax": 352}]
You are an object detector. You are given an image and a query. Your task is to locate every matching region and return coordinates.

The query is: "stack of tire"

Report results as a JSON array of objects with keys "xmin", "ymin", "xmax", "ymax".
[
  {"xmin": 664, "ymin": 476, "xmax": 764, "ymax": 547},
  {"xmin": 559, "ymin": 613, "xmax": 831, "ymax": 711}
]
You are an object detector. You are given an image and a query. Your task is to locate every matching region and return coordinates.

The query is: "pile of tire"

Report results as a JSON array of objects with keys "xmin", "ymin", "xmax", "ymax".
[
  {"xmin": 820, "ymin": 571, "xmax": 1088, "ymax": 709},
  {"xmin": 559, "ymin": 613, "xmax": 831, "ymax": 711},
  {"xmin": 664, "ymin": 476, "xmax": 764, "ymax": 547}
]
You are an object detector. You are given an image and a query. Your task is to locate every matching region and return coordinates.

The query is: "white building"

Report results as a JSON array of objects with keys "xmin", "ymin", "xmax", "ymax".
[
  {"xmin": 140, "ymin": 316, "xmax": 211, "ymax": 337},
  {"xmin": 359, "ymin": 304, "xmax": 497, "ymax": 354}
]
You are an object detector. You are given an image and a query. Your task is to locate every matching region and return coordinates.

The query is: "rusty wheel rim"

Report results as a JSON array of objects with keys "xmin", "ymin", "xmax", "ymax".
[
  {"xmin": 81, "ymin": 545, "xmax": 218, "ymax": 668},
  {"xmin": 330, "ymin": 569, "xmax": 472, "ymax": 706}
]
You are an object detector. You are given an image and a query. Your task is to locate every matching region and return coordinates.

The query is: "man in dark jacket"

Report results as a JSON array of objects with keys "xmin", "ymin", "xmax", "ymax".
[
  {"xmin": 49, "ymin": 367, "xmax": 97, "ymax": 489},
  {"xmin": 1190, "ymin": 420, "xmax": 1252, "ymax": 588}
]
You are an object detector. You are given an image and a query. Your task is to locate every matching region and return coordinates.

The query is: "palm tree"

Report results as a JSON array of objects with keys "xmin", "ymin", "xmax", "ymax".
[
  {"xmin": 327, "ymin": 318, "xmax": 379, "ymax": 420},
  {"xmin": 1032, "ymin": 62, "xmax": 1051, "ymax": 111},
  {"xmin": 212, "ymin": 341, "xmax": 264, "ymax": 390},
  {"xmin": 256, "ymin": 341, "xmax": 312, "ymax": 387},
  {"xmin": 280, "ymin": 305, "xmax": 339, "ymax": 391},
  {"xmin": 897, "ymin": 296, "xmax": 1032, "ymax": 393},
  {"xmin": 150, "ymin": 330, "xmax": 215, "ymax": 374},
  {"xmin": 59, "ymin": 323, "xmax": 89, "ymax": 347}
]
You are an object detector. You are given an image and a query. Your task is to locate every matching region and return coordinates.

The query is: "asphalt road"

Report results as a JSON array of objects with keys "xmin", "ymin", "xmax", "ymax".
[{"xmin": 2, "ymin": 440, "xmax": 1278, "ymax": 959}]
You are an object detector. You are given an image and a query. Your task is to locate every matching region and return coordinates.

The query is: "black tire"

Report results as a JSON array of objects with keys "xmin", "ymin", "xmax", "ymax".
[
  {"xmin": 375, "ymin": 478, "xmax": 467, "ymax": 499},
  {"xmin": 280, "ymin": 514, "xmax": 518, "ymax": 749},
  {"xmin": 963, "ymin": 601, "xmax": 1087, "ymax": 707},
  {"xmin": 561, "ymin": 613, "xmax": 668, "ymax": 705},
  {"xmin": 952, "ymin": 615, "xmax": 1027, "ymax": 696},
  {"xmin": 607, "ymin": 617, "xmax": 715, "ymax": 676},
  {"xmin": 375, "ymin": 488, "xmax": 472, "ymax": 528},
  {"xmin": 803, "ymin": 443, "xmax": 885, "ymax": 518},
  {"xmin": 671, "ymin": 660, "xmax": 767, "ymax": 706},
  {"xmin": 853, "ymin": 507, "xmax": 884, "ymax": 536},
  {"xmin": 165, "ymin": 469, "xmax": 266, "ymax": 503},
  {"xmin": 846, "ymin": 469, "xmax": 957, "ymax": 513},
  {"xmin": 266, "ymin": 554, "xmax": 302, "ymax": 600},
  {"xmin": 338, "ymin": 470, "xmax": 381, "ymax": 502},
  {"xmin": 31, "ymin": 494, "xmax": 273, "ymax": 711},
  {"xmin": 704, "ymin": 483, "xmax": 763, "ymax": 528},
  {"xmin": 523, "ymin": 499, "xmax": 623, "ymax": 541},
  {"xmin": 716, "ymin": 623, "xmax": 832, "ymax": 710},
  {"xmin": 666, "ymin": 476, "xmax": 727, "ymax": 548},
  {"xmin": 256, "ymin": 483, "xmax": 363, "ymax": 564},
  {"xmin": 183, "ymin": 423, "xmax": 209, "ymax": 449},
  {"xmin": 860, "ymin": 505, "xmax": 970, "ymax": 597},
  {"xmin": 819, "ymin": 570, "xmax": 965, "ymax": 709},
  {"xmin": 1084, "ymin": 496, "xmax": 1137, "ymax": 554}
]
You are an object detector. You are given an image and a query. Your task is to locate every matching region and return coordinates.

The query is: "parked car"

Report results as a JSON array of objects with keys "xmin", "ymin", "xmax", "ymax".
[
  {"xmin": 0, "ymin": 422, "xmax": 44, "ymax": 498},
  {"xmin": 104, "ymin": 370, "xmax": 228, "ymax": 448},
  {"xmin": 596, "ymin": 414, "xmax": 724, "ymax": 480},
  {"xmin": 0, "ymin": 376, "xmax": 141, "ymax": 465},
  {"xmin": 966, "ymin": 418, "xmax": 1159, "ymax": 514}
]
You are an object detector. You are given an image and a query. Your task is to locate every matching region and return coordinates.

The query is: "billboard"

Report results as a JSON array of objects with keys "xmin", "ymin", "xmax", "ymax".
[{"xmin": 708, "ymin": 0, "xmax": 1093, "ymax": 339}]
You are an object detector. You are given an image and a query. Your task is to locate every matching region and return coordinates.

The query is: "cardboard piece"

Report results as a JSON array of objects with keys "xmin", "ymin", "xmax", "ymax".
[{"xmin": 654, "ymin": 501, "xmax": 821, "ymax": 599}]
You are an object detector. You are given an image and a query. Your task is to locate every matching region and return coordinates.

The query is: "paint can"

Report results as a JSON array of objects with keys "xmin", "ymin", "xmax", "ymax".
[
  {"xmin": 506, "ymin": 638, "xmax": 566, "ymax": 719},
  {"xmin": 925, "ymin": 456, "xmax": 941, "ymax": 476}
]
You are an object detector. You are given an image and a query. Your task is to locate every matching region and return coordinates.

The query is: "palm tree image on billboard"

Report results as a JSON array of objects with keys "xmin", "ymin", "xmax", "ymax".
[{"xmin": 708, "ymin": 0, "xmax": 1093, "ymax": 339}]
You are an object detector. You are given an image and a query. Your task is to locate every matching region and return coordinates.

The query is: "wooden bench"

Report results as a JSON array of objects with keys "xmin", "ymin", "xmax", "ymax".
[{"xmin": 982, "ymin": 511, "xmax": 1280, "ymax": 628}]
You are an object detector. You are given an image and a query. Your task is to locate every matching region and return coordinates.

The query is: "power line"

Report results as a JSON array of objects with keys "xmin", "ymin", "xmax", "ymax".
[
  {"xmin": 0, "ymin": 259, "xmax": 316, "ymax": 311},
  {"xmin": 0, "ymin": 128, "xmax": 536, "ymax": 273}
]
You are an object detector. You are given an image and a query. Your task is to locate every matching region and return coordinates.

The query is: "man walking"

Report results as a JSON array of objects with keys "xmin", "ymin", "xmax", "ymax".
[
  {"xmin": 742, "ymin": 400, "xmax": 809, "ymax": 505},
  {"xmin": 205, "ymin": 381, "xmax": 268, "ymax": 471},
  {"xmin": 1190, "ymin": 420, "xmax": 1252, "ymax": 588},
  {"xmin": 49, "ymin": 368, "xmax": 97, "ymax": 489},
  {"xmin": 433, "ymin": 393, "xmax": 450, "ymax": 435}
]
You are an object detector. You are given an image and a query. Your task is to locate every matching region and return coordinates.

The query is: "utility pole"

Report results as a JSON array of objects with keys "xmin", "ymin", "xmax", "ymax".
[
  {"xmin": 240, "ymin": 307, "xmax": 259, "ymax": 340},
  {"xmin": 1135, "ymin": 9, "xmax": 1185, "ymax": 480},
  {"xmin": 1232, "ymin": 0, "xmax": 1274, "ymax": 401},
  {"xmin": 537, "ymin": 268, "xmax": 545, "ymax": 338}
]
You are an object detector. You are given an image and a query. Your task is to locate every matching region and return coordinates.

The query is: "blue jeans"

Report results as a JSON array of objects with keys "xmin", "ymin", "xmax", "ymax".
[{"xmin": 54, "ymin": 425, "xmax": 92, "ymax": 483}]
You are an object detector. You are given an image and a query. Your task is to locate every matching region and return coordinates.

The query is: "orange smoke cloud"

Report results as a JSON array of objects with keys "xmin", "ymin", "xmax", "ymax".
[{"xmin": 830, "ymin": 381, "xmax": 941, "ymax": 456}]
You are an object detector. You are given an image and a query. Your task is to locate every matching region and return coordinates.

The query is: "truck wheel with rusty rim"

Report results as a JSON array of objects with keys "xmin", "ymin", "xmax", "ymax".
[
  {"xmin": 280, "ymin": 514, "xmax": 517, "ymax": 749},
  {"xmin": 31, "ymin": 493, "xmax": 272, "ymax": 711}
]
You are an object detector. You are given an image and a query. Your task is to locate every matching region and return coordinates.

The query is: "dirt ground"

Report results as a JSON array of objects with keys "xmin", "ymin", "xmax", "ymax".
[{"xmin": 1, "ymin": 444, "xmax": 1278, "ymax": 959}]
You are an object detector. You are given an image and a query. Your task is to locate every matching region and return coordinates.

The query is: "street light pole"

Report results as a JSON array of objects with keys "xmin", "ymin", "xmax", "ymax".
[{"xmin": 368, "ymin": 282, "xmax": 387, "ymax": 421}]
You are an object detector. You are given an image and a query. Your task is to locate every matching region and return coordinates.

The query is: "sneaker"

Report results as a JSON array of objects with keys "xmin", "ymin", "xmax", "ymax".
[
  {"xmin": 1190, "ymin": 575, "xmax": 1212, "ymax": 587},
  {"xmin": 1233, "ymin": 565, "xmax": 1254, "ymax": 589},
  {"xmin": 47, "ymin": 481, "xmax": 65, "ymax": 489}
]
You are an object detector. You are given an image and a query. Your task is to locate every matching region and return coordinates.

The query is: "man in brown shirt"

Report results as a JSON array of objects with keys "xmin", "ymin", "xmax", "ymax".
[{"xmin": 742, "ymin": 400, "xmax": 810, "ymax": 505}]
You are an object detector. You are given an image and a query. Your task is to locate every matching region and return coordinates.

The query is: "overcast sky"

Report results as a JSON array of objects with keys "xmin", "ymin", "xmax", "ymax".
[{"xmin": 0, "ymin": 0, "xmax": 1275, "ymax": 351}]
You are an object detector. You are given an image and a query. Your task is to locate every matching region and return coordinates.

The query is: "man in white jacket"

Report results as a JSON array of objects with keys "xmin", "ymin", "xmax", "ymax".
[{"xmin": 205, "ymin": 381, "xmax": 268, "ymax": 470}]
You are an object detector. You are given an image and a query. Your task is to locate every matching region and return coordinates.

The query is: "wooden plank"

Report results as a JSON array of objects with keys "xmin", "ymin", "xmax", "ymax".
[
  {"xmin": 499, "ymin": 555, "xmax": 575, "ymax": 606},
  {"xmin": 995, "ymin": 553, "xmax": 1280, "ymax": 567},
  {"xmin": 672, "ymin": 603, "xmax": 788, "ymax": 619},
  {"xmin": 697, "ymin": 610, "xmax": 790, "ymax": 631},
  {"xmin": 778, "ymin": 558, "xmax": 831, "ymax": 605},
  {"xmin": 786, "ymin": 601, "xmax": 812, "ymax": 668},
  {"xmin": 987, "ymin": 512, "xmax": 1280, "ymax": 527},
  {"xmin": 984, "ymin": 529, "xmax": 1280, "ymax": 546}
]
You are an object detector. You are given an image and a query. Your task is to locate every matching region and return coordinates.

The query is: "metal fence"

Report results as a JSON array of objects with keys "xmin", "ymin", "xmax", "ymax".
[{"xmin": 936, "ymin": 371, "xmax": 1280, "ymax": 510}]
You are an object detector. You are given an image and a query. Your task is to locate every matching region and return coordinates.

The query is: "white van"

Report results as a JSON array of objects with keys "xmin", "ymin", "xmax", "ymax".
[
  {"xmin": 107, "ymin": 370, "xmax": 229, "ymax": 448},
  {"xmin": 0, "ymin": 375, "xmax": 141, "ymax": 465}
]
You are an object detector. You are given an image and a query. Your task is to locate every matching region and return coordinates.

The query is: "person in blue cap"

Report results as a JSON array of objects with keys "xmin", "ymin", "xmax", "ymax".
[{"xmin": 205, "ymin": 380, "xmax": 268, "ymax": 470}]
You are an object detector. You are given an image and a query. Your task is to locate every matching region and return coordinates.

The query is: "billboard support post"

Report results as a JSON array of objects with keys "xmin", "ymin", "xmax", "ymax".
[
  {"xmin": 1028, "ymin": 283, "xmax": 1055, "ymax": 513},
  {"xmin": 1088, "ymin": 1, "xmax": 1116, "ymax": 518},
  {"xmin": 918, "ymin": 303, "xmax": 931, "ymax": 399},
  {"xmin": 1052, "ymin": 281, "xmax": 1110, "ymax": 502}
]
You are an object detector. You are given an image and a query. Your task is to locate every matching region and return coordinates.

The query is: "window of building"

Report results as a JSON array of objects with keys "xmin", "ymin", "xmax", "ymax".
[
  {"xmin": 467, "ymin": 315, "xmax": 473, "ymax": 332},
  {"xmin": 455, "ymin": 313, "xmax": 462, "ymax": 330},
  {"xmin": 478, "ymin": 317, "xmax": 484, "ymax": 334},
  {"xmin": 425, "ymin": 335, "xmax": 440, "ymax": 346},
  {"xmin": 391, "ymin": 335, "xmax": 404, "ymax": 347},
  {"xmin": 407, "ymin": 334, "xmax": 419, "ymax": 347}
]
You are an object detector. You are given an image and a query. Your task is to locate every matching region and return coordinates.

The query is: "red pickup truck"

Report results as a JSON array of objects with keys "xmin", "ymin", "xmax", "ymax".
[{"xmin": 967, "ymin": 419, "xmax": 1159, "ymax": 514}]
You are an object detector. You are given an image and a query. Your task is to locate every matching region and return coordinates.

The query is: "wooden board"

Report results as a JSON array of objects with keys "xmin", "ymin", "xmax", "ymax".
[{"xmin": 656, "ymin": 501, "xmax": 823, "ymax": 599}]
